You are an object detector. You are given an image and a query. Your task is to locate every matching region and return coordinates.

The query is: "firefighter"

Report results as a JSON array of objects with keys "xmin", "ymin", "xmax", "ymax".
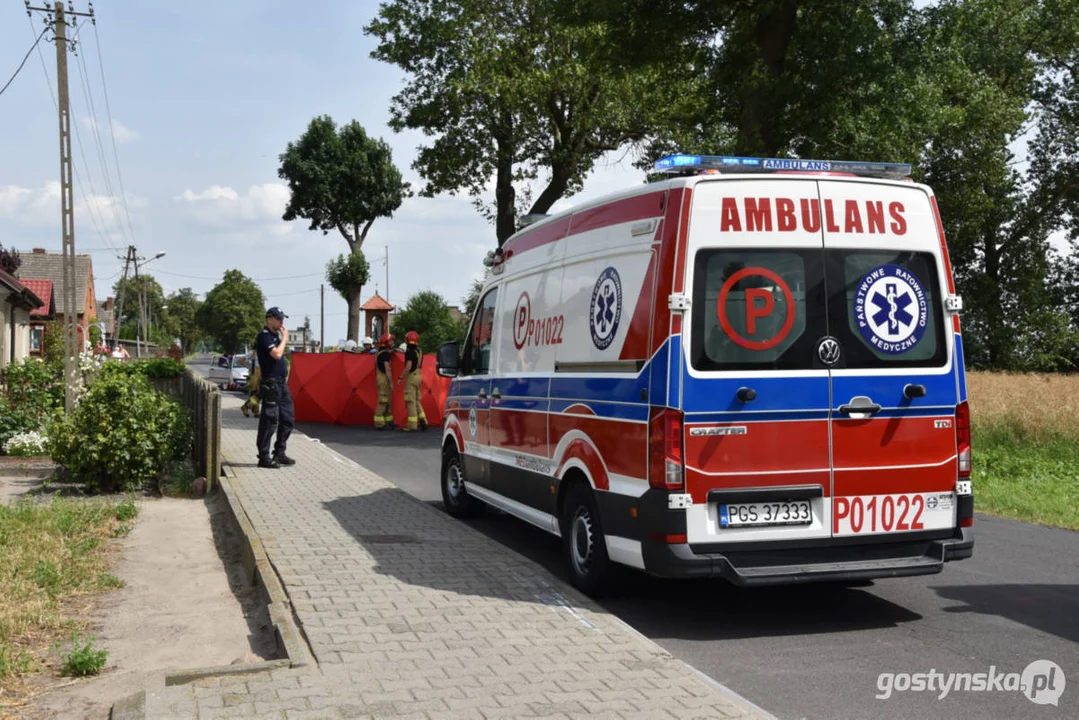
[
  {"xmin": 374, "ymin": 333, "xmax": 396, "ymax": 430},
  {"xmin": 398, "ymin": 330, "xmax": 427, "ymax": 432}
]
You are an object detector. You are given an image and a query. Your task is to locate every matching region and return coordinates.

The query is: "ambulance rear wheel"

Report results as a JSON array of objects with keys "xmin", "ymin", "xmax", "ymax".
[
  {"xmin": 561, "ymin": 483, "xmax": 613, "ymax": 597},
  {"xmin": 441, "ymin": 448, "xmax": 479, "ymax": 518}
]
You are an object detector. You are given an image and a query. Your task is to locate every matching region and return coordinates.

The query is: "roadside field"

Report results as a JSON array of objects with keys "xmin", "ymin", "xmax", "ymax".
[{"xmin": 968, "ymin": 371, "xmax": 1079, "ymax": 531}]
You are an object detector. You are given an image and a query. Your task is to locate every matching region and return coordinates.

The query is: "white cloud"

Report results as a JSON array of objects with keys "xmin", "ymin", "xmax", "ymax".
[
  {"xmin": 80, "ymin": 117, "xmax": 141, "ymax": 144},
  {"xmin": 0, "ymin": 182, "xmax": 141, "ymax": 246},
  {"xmin": 175, "ymin": 182, "xmax": 292, "ymax": 236}
]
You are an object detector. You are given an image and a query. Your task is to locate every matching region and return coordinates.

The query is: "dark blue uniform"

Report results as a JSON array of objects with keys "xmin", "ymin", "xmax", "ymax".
[{"xmin": 255, "ymin": 326, "xmax": 294, "ymax": 461}]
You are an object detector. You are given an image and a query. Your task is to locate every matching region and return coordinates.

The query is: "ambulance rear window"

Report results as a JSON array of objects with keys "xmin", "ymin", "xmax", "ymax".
[
  {"xmin": 690, "ymin": 249, "xmax": 828, "ymax": 371},
  {"xmin": 828, "ymin": 250, "xmax": 946, "ymax": 368}
]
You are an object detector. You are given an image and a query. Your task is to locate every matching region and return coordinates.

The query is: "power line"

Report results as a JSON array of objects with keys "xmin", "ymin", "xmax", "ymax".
[
  {"xmin": 0, "ymin": 25, "xmax": 48, "ymax": 97},
  {"xmin": 72, "ymin": 19, "xmax": 128, "ymax": 247},
  {"xmin": 26, "ymin": 14, "xmax": 115, "ymax": 251},
  {"xmin": 90, "ymin": 21, "xmax": 137, "ymax": 247},
  {"xmin": 153, "ymin": 269, "xmax": 327, "ymax": 282}
]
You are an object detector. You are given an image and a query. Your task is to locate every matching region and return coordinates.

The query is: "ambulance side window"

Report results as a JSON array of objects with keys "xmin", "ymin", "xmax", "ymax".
[{"xmin": 461, "ymin": 288, "xmax": 498, "ymax": 376}]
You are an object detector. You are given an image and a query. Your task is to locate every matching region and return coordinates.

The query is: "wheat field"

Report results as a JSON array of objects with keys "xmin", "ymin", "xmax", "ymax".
[{"xmin": 967, "ymin": 371, "xmax": 1079, "ymax": 441}]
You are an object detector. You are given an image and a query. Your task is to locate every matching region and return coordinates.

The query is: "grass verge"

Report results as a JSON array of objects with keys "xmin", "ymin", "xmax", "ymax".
[{"xmin": 0, "ymin": 496, "xmax": 137, "ymax": 691}]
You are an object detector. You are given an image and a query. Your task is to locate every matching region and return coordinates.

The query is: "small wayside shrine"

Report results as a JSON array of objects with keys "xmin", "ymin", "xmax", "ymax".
[{"xmin": 362, "ymin": 289, "xmax": 395, "ymax": 340}]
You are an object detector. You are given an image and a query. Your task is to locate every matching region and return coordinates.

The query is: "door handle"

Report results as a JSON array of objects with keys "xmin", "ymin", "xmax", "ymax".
[
  {"xmin": 837, "ymin": 396, "xmax": 882, "ymax": 416},
  {"xmin": 736, "ymin": 387, "xmax": 756, "ymax": 403},
  {"xmin": 477, "ymin": 389, "xmax": 487, "ymax": 401},
  {"xmin": 491, "ymin": 388, "xmax": 502, "ymax": 401}
]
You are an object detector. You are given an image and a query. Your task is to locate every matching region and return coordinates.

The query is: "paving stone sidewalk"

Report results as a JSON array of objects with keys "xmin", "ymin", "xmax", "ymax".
[{"xmin": 136, "ymin": 395, "xmax": 776, "ymax": 719}]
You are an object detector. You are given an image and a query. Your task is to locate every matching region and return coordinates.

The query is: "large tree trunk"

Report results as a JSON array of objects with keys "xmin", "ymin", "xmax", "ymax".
[
  {"xmin": 347, "ymin": 286, "xmax": 362, "ymax": 342},
  {"xmin": 494, "ymin": 111, "xmax": 517, "ymax": 246},
  {"xmin": 982, "ymin": 235, "xmax": 1006, "ymax": 368},
  {"xmin": 734, "ymin": 0, "xmax": 799, "ymax": 156}
]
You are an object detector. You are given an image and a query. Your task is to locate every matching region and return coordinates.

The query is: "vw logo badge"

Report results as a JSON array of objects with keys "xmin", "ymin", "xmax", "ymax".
[{"xmin": 817, "ymin": 337, "xmax": 842, "ymax": 366}]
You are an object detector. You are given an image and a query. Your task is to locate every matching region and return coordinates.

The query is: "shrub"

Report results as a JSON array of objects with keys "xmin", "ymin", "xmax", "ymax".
[
  {"xmin": 49, "ymin": 373, "xmax": 194, "ymax": 494},
  {"xmin": 3, "ymin": 430, "xmax": 49, "ymax": 457},
  {"xmin": 0, "ymin": 359, "xmax": 63, "ymax": 452}
]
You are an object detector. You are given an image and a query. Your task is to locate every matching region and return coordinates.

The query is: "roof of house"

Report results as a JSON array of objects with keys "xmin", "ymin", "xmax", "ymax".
[
  {"xmin": 16, "ymin": 251, "xmax": 93, "ymax": 315},
  {"xmin": 20, "ymin": 278, "xmax": 53, "ymax": 317},
  {"xmin": 0, "ymin": 268, "xmax": 44, "ymax": 311},
  {"xmin": 361, "ymin": 293, "xmax": 395, "ymax": 311}
]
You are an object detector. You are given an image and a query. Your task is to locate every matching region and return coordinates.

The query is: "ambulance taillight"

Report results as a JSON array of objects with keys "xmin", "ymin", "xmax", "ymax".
[
  {"xmin": 649, "ymin": 408, "xmax": 685, "ymax": 491},
  {"xmin": 956, "ymin": 401, "xmax": 971, "ymax": 478}
]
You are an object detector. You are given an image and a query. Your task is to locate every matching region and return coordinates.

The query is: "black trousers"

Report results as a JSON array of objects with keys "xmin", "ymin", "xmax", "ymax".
[{"xmin": 256, "ymin": 378, "xmax": 294, "ymax": 459}]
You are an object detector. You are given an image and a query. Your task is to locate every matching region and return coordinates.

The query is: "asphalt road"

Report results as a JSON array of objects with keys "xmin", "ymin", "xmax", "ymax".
[{"xmin": 292, "ymin": 420, "xmax": 1079, "ymax": 720}]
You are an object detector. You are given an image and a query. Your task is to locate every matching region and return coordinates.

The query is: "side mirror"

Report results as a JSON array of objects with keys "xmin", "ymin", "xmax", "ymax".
[{"xmin": 436, "ymin": 341, "xmax": 459, "ymax": 378}]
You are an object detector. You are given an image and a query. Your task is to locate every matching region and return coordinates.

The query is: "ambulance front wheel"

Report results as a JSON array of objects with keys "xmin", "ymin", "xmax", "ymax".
[
  {"xmin": 561, "ymin": 483, "xmax": 614, "ymax": 597},
  {"xmin": 441, "ymin": 447, "xmax": 479, "ymax": 518}
]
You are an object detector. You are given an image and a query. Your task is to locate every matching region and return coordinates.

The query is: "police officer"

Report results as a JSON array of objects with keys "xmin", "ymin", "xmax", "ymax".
[
  {"xmin": 398, "ymin": 330, "xmax": 428, "ymax": 432},
  {"xmin": 255, "ymin": 307, "xmax": 295, "ymax": 468},
  {"xmin": 373, "ymin": 333, "xmax": 396, "ymax": 430}
]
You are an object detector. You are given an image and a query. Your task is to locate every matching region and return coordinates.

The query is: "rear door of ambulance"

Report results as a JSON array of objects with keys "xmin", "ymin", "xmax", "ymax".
[
  {"xmin": 681, "ymin": 179, "xmax": 834, "ymax": 546},
  {"xmin": 818, "ymin": 180, "xmax": 959, "ymax": 540}
]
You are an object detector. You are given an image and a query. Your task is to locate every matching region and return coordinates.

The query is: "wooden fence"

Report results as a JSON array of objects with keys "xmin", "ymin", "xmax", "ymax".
[{"xmin": 152, "ymin": 368, "xmax": 221, "ymax": 490}]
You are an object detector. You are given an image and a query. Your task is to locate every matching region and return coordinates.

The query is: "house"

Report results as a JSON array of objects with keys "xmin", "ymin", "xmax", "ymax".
[
  {"xmin": 17, "ymin": 248, "xmax": 97, "ymax": 347},
  {"xmin": 18, "ymin": 278, "xmax": 55, "ymax": 356},
  {"xmin": 0, "ymin": 269, "xmax": 45, "ymax": 368}
]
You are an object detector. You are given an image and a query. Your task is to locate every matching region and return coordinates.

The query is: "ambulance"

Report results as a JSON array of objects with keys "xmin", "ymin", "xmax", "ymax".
[{"xmin": 435, "ymin": 155, "xmax": 974, "ymax": 597}]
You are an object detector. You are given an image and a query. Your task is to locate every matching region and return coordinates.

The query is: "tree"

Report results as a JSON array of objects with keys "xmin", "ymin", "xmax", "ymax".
[
  {"xmin": 278, "ymin": 115, "xmax": 411, "ymax": 341},
  {"xmin": 567, "ymin": 0, "xmax": 1079, "ymax": 372},
  {"xmin": 162, "ymin": 288, "xmax": 203, "ymax": 354},
  {"xmin": 389, "ymin": 290, "xmax": 462, "ymax": 354},
  {"xmin": 113, "ymin": 274, "xmax": 166, "ymax": 341},
  {"xmin": 0, "ymin": 242, "xmax": 21, "ymax": 275},
  {"xmin": 196, "ymin": 270, "xmax": 265, "ymax": 355},
  {"xmin": 325, "ymin": 251, "xmax": 371, "ymax": 340},
  {"xmin": 365, "ymin": 0, "xmax": 691, "ymax": 246}
]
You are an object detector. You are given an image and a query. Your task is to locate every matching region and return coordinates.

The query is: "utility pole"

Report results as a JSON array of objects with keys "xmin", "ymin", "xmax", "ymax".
[
  {"xmin": 114, "ymin": 245, "xmax": 134, "ymax": 351},
  {"xmin": 27, "ymin": 0, "xmax": 95, "ymax": 413},
  {"xmin": 320, "ymin": 284, "xmax": 325, "ymax": 353}
]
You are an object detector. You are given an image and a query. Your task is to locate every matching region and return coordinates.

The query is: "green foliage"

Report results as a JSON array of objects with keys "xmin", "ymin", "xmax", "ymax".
[
  {"xmin": 113, "ymin": 274, "xmax": 166, "ymax": 338},
  {"xmin": 326, "ymin": 250, "xmax": 371, "ymax": 302},
  {"xmin": 196, "ymin": 269, "xmax": 265, "ymax": 355},
  {"xmin": 0, "ymin": 359, "xmax": 64, "ymax": 452},
  {"xmin": 0, "ymin": 241, "xmax": 21, "ymax": 275},
  {"xmin": 48, "ymin": 373, "xmax": 193, "ymax": 494},
  {"xmin": 327, "ymin": 250, "xmax": 372, "ymax": 341},
  {"xmin": 365, "ymin": 0, "xmax": 689, "ymax": 244},
  {"xmin": 278, "ymin": 115, "xmax": 411, "ymax": 249},
  {"xmin": 162, "ymin": 288, "xmax": 204, "ymax": 353},
  {"xmin": 390, "ymin": 290, "xmax": 465, "ymax": 353},
  {"xmin": 42, "ymin": 320, "xmax": 64, "ymax": 364},
  {"xmin": 62, "ymin": 634, "xmax": 107, "ymax": 677}
]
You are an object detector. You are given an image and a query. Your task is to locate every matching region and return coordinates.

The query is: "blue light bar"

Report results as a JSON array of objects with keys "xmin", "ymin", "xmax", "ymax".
[{"xmin": 653, "ymin": 154, "xmax": 912, "ymax": 179}]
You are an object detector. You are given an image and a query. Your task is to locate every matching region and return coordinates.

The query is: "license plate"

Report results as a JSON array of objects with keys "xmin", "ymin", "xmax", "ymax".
[
  {"xmin": 719, "ymin": 500, "xmax": 812, "ymax": 528},
  {"xmin": 833, "ymin": 492, "xmax": 955, "ymax": 536}
]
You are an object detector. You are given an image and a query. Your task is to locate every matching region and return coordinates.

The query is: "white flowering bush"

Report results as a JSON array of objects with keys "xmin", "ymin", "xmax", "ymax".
[{"xmin": 3, "ymin": 430, "xmax": 49, "ymax": 457}]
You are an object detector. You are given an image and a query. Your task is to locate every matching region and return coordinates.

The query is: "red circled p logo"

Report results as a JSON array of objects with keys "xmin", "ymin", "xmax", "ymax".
[
  {"xmin": 717, "ymin": 267, "xmax": 795, "ymax": 351},
  {"xmin": 512, "ymin": 292, "xmax": 531, "ymax": 350}
]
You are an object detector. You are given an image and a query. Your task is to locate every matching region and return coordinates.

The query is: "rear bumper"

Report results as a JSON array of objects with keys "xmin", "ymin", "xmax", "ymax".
[{"xmin": 639, "ymin": 526, "xmax": 974, "ymax": 586}]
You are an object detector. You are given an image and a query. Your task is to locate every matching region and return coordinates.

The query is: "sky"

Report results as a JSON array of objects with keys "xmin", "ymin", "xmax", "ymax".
[{"xmin": 0, "ymin": 0, "xmax": 641, "ymax": 345}]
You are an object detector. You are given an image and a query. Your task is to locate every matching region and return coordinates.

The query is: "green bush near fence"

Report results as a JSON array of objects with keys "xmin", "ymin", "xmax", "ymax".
[
  {"xmin": 48, "ymin": 372, "xmax": 193, "ymax": 494},
  {"xmin": 98, "ymin": 357, "xmax": 184, "ymax": 380}
]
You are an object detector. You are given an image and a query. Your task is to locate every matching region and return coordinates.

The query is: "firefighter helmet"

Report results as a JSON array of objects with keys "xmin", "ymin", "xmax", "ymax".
[
  {"xmin": 405, "ymin": 330, "xmax": 420, "ymax": 345},
  {"xmin": 379, "ymin": 333, "xmax": 394, "ymax": 348}
]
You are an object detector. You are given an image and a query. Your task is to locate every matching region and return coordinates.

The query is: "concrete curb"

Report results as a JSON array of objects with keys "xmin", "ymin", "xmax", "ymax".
[
  {"xmin": 0, "ymin": 458, "xmax": 56, "ymax": 477},
  {"xmin": 216, "ymin": 461, "xmax": 314, "ymax": 670},
  {"xmin": 108, "ymin": 456, "xmax": 314, "ymax": 720}
]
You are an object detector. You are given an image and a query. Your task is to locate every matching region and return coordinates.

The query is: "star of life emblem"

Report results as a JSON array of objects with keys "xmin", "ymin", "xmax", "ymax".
[
  {"xmin": 855, "ymin": 264, "xmax": 929, "ymax": 354},
  {"xmin": 589, "ymin": 266, "xmax": 623, "ymax": 350}
]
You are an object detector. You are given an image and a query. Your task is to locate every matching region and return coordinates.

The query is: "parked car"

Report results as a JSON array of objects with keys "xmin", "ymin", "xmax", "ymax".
[{"xmin": 208, "ymin": 354, "xmax": 249, "ymax": 390}]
